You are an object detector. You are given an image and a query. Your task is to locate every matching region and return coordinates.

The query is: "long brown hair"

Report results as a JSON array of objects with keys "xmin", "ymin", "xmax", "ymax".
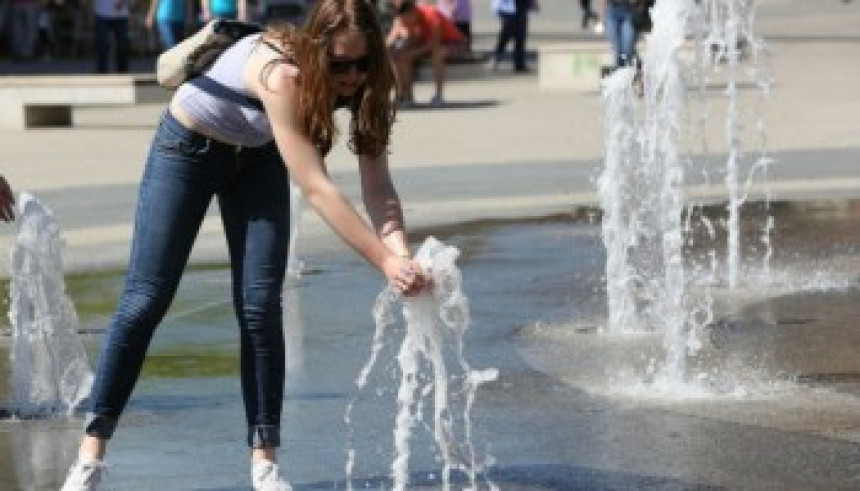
[{"xmin": 266, "ymin": 0, "xmax": 396, "ymax": 157}]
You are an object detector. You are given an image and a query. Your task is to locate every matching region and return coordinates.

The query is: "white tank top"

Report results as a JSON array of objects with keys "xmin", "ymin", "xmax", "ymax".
[{"xmin": 173, "ymin": 34, "xmax": 275, "ymax": 147}]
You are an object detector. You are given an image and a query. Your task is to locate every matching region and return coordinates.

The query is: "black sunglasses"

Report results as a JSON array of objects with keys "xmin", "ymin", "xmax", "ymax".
[{"xmin": 329, "ymin": 56, "xmax": 371, "ymax": 74}]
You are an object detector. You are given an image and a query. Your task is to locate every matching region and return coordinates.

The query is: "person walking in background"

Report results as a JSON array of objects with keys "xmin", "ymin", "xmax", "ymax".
[
  {"xmin": 580, "ymin": 0, "xmax": 601, "ymax": 32},
  {"xmin": 60, "ymin": 0, "xmax": 429, "ymax": 489},
  {"xmin": 33, "ymin": 0, "xmax": 56, "ymax": 60},
  {"xmin": 599, "ymin": 0, "xmax": 640, "ymax": 70},
  {"xmin": 93, "ymin": 0, "xmax": 130, "ymax": 73},
  {"xmin": 200, "ymin": 0, "xmax": 247, "ymax": 22},
  {"xmin": 599, "ymin": 0, "xmax": 651, "ymax": 95},
  {"xmin": 146, "ymin": 0, "xmax": 188, "ymax": 49},
  {"xmin": 9, "ymin": 0, "xmax": 40, "ymax": 61},
  {"xmin": 489, "ymin": 0, "xmax": 537, "ymax": 74},
  {"xmin": 437, "ymin": 0, "xmax": 472, "ymax": 53},
  {"xmin": 0, "ymin": 175, "xmax": 15, "ymax": 222},
  {"xmin": 386, "ymin": 0, "xmax": 467, "ymax": 107}
]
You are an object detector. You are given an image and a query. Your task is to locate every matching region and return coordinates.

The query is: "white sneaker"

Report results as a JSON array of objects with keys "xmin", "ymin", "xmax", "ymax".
[
  {"xmin": 60, "ymin": 460, "xmax": 106, "ymax": 491},
  {"xmin": 252, "ymin": 460, "xmax": 292, "ymax": 491}
]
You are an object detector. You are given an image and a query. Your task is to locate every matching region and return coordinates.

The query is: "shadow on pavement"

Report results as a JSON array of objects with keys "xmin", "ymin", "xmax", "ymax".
[
  {"xmin": 399, "ymin": 100, "xmax": 500, "ymax": 111},
  {"xmin": 290, "ymin": 464, "xmax": 725, "ymax": 490}
]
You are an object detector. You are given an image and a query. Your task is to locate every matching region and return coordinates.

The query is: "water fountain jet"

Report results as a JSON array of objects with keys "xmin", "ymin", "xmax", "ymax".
[
  {"xmin": 5, "ymin": 193, "xmax": 92, "ymax": 418},
  {"xmin": 599, "ymin": 0, "xmax": 774, "ymax": 393}
]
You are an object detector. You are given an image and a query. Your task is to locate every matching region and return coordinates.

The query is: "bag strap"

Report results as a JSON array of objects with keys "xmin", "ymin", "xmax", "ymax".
[
  {"xmin": 261, "ymin": 39, "xmax": 284, "ymax": 55},
  {"xmin": 188, "ymin": 39, "xmax": 287, "ymax": 112},
  {"xmin": 189, "ymin": 75, "xmax": 265, "ymax": 112}
]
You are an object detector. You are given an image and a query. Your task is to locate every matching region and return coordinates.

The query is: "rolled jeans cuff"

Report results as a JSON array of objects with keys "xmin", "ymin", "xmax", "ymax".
[
  {"xmin": 248, "ymin": 425, "xmax": 280, "ymax": 448},
  {"xmin": 84, "ymin": 413, "xmax": 118, "ymax": 439}
]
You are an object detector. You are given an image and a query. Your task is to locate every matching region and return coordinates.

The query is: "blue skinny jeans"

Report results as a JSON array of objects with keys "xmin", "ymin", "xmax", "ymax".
[
  {"xmin": 604, "ymin": 2, "xmax": 638, "ymax": 68},
  {"xmin": 85, "ymin": 110, "xmax": 291, "ymax": 448}
]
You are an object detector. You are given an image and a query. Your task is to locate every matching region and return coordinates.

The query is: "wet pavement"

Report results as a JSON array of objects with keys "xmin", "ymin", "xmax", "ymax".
[
  {"xmin": 1, "ymin": 1, "xmax": 859, "ymax": 489},
  {"xmin": 2, "ymin": 200, "xmax": 860, "ymax": 489}
]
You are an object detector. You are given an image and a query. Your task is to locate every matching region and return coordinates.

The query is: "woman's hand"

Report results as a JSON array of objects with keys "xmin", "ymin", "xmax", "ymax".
[{"xmin": 383, "ymin": 254, "xmax": 429, "ymax": 297}]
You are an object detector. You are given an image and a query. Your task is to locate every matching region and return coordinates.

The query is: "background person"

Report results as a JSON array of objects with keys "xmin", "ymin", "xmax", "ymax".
[
  {"xmin": 386, "ymin": 0, "xmax": 467, "ymax": 107},
  {"xmin": 437, "ymin": 0, "xmax": 472, "ymax": 53},
  {"xmin": 580, "ymin": 0, "xmax": 601, "ymax": 32},
  {"xmin": 200, "ymin": 0, "xmax": 247, "ymax": 22},
  {"xmin": 146, "ymin": 0, "xmax": 188, "ymax": 49},
  {"xmin": 9, "ymin": 0, "xmax": 40, "ymax": 61},
  {"xmin": 60, "ymin": 0, "xmax": 428, "ymax": 489},
  {"xmin": 0, "ymin": 175, "xmax": 15, "ymax": 222},
  {"xmin": 489, "ymin": 0, "xmax": 537, "ymax": 73},
  {"xmin": 93, "ymin": 0, "xmax": 131, "ymax": 73},
  {"xmin": 599, "ymin": 0, "xmax": 639, "ymax": 70}
]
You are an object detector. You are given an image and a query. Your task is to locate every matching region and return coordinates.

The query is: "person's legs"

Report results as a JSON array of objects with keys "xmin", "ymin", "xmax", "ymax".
[
  {"xmin": 430, "ymin": 44, "xmax": 447, "ymax": 102},
  {"xmin": 23, "ymin": 2, "xmax": 39, "ymax": 57},
  {"xmin": 618, "ymin": 12, "xmax": 637, "ymax": 67},
  {"xmin": 604, "ymin": 4, "xmax": 636, "ymax": 68},
  {"xmin": 111, "ymin": 17, "xmax": 130, "ymax": 73},
  {"xmin": 78, "ymin": 111, "xmax": 234, "ymax": 459},
  {"xmin": 389, "ymin": 47, "xmax": 416, "ymax": 103},
  {"xmin": 580, "ymin": 0, "xmax": 598, "ymax": 29},
  {"xmin": 603, "ymin": 4, "xmax": 621, "ymax": 68},
  {"xmin": 512, "ymin": 10, "xmax": 528, "ymax": 71},
  {"xmin": 34, "ymin": 24, "xmax": 51, "ymax": 59},
  {"xmin": 217, "ymin": 142, "xmax": 290, "ymax": 456},
  {"xmin": 94, "ymin": 15, "xmax": 110, "ymax": 73},
  {"xmin": 455, "ymin": 21, "xmax": 471, "ymax": 52},
  {"xmin": 492, "ymin": 12, "xmax": 515, "ymax": 68},
  {"xmin": 10, "ymin": 3, "xmax": 33, "ymax": 59}
]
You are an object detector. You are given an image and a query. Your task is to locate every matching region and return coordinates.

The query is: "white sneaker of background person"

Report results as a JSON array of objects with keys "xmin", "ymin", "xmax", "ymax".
[
  {"xmin": 60, "ymin": 460, "xmax": 107, "ymax": 491},
  {"xmin": 252, "ymin": 459, "xmax": 293, "ymax": 491}
]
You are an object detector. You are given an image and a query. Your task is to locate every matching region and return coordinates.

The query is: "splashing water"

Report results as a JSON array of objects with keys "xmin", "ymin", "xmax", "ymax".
[
  {"xmin": 347, "ymin": 237, "xmax": 498, "ymax": 491},
  {"xmin": 7, "ymin": 193, "xmax": 93, "ymax": 416},
  {"xmin": 695, "ymin": 0, "xmax": 775, "ymax": 289},
  {"xmin": 287, "ymin": 179, "xmax": 304, "ymax": 280},
  {"xmin": 285, "ymin": 179, "xmax": 305, "ymax": 378},
  {"xmin": 599, "ymin": 0, "xmax": 772, "ymax": 391}
]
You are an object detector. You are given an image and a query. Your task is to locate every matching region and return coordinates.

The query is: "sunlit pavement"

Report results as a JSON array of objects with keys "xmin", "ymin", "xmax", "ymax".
[{"xmin": 1, "ymin": 1, "xmax": 859, "ymax": 489}]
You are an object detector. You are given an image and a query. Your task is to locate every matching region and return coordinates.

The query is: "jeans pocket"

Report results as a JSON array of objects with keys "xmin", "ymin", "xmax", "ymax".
[
  {"xmin": 154, "ymin": 133, "xmax": 209, "ymax": 157},
  {"xmin": 153, "ymin": 115, "xmax": 210, "ymax": 157}
]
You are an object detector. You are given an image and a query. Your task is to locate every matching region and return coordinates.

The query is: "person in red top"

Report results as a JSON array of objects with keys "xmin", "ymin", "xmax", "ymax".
[{"xmin": 386, "ymin": 0, "xmax": 467, "ymax": 107}]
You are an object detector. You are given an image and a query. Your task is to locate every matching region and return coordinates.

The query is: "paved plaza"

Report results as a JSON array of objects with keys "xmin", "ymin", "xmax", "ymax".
[
  {"xmin": 0, "ymin": 1, "xmax": 859, "ymax": 489},
  {"xmin": 1, "ymin": 0, "xmax": 858, "ymax": 273}
]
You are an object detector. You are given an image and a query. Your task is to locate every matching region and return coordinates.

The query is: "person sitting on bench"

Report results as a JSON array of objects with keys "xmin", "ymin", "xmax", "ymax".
[{"xmin": 386, "ymin": 0, "xmax": 467, "ymax": 107}]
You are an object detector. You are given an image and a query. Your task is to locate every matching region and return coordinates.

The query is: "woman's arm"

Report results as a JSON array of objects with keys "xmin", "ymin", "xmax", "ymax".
[
  {"xmin": 358, "ymin": 153, "xmax": 411, "ymax": 258},
  {"xmin": 245, "ymin": 51, "xmax": 425, "ymax": 294}
]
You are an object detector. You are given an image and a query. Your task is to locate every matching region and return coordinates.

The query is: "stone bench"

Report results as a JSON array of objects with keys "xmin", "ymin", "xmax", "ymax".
[
  {"xmin": 413, "ymin": 54, "xmax": 491, "ymax": 82},
  {"xmin": 0, "ymin": 74, "xmax": 170, "ymax": 129},
  {"xmin": 538, "ymin": 42, "xmax": 614, "ymax": 91}
]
